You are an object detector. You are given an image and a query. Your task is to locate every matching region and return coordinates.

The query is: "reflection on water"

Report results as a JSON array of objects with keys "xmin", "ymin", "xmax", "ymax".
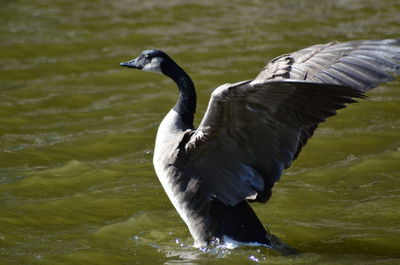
[{"xmin": 1, "ymin": 0, "xmax": 400, "ymax": 264}]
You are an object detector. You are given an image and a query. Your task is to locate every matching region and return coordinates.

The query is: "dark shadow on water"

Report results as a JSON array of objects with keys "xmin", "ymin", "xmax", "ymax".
[{"xmin": 266, "ymin": 232, "xmax": 299, "ymax": 256}]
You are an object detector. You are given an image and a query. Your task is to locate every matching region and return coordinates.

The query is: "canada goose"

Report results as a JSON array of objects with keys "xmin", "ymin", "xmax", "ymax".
[{"xmin": 120, "ymin": 39, "xmax": 400, "ymax": 249}]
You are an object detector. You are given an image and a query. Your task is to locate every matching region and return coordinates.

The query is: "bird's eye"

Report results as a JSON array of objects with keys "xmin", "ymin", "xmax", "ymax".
[{"xmin": 144, "ymin": 54, "xmax": 151, "ymax": 60}]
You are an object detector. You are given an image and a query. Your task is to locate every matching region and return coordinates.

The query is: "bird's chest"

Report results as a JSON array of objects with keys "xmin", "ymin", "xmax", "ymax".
[{"xmin": 152, "ymin": 109, "xmax": 190, "ymax": 215}]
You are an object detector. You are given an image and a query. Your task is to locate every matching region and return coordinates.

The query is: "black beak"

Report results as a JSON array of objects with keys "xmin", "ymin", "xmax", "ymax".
[{"xmin": 120, "ymin": 58, "xmax": 142, "ymax": 69}]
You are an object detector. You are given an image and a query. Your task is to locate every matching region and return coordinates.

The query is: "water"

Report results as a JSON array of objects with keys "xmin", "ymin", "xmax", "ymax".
[{"xmin": 1, "ymin": 0, "xmax": 399, "ymax": 264}]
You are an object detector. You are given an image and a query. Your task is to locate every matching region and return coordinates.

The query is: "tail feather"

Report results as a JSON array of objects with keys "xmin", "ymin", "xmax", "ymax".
[{"xmin": 209, "ymin": 200, "xmax": 271, "ymax": 247}]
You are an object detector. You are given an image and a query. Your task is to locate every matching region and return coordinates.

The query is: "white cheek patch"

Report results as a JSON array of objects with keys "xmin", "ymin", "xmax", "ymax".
[{"xmin": 142, "ymin": 57, "xmax": 163, "ymax": 73}]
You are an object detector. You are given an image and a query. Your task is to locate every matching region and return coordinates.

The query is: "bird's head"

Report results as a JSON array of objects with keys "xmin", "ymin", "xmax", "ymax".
[{"xmin": 120, "ymin": 49, "xmax": 171, "ymax": 74}]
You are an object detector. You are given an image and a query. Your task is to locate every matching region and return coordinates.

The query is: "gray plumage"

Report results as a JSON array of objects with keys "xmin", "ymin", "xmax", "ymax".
[{"xmin": 120, "ymin": 39, "xmax": 400, "ymax": 249}]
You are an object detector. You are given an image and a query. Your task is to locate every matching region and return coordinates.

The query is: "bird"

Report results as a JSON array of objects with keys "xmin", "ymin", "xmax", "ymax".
[{"xmin": 120, "ymin": 39, "xmax": 400, "ymax": 249}]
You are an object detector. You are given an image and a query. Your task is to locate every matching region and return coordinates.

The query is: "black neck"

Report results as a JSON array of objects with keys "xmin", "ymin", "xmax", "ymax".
[{"xmin": 162, "ymin": 62, "xmax": 196, "ymax": 127}]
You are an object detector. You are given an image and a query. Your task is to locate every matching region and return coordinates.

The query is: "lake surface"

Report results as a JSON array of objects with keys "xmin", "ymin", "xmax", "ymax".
[{"xmin": 1, "ymin": 0, "xmax": 399, "ymax": 264}]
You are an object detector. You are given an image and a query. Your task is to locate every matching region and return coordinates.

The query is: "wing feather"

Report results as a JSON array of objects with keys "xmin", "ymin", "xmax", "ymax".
[
  {"xmin": 253, "ymin": 39, "xmax": 400, "ymax": 165},
  {"xmin": 178, "ymin": 39, "xmax": 399, "ymax": 207},
  {"xmin": 181, "ymin": 81, "xmax": 364, "ymax": 206}
]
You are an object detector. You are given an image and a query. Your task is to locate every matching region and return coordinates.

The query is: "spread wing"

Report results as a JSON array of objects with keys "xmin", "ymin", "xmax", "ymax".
[
  {"xmin": 180, "ymin": 81, "xmax": 364, "ymax": 206},
  {"xmin": 179, "ymin": 39, "xmax": 400, "ymax": 207},
  {"xmin": 253, "ymin": 39, "xmax": 400, "ymax": 160}
]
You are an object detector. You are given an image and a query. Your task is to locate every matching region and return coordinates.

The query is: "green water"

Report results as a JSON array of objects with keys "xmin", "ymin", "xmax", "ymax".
[{"xmin": 1, "ymin": 0, "xmax": 399, "ymax": 264}]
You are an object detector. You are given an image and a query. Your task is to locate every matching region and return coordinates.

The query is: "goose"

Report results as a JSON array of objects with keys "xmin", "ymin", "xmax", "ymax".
[{"xmin": 120, "ymin": 39, "xmax": 400, "ymax": 249}]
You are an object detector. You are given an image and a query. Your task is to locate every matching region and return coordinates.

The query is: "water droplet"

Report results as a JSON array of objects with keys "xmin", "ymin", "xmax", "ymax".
[{"xmin": 249, "ymin": 255, "xmax": 259, "ymax": 262}]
